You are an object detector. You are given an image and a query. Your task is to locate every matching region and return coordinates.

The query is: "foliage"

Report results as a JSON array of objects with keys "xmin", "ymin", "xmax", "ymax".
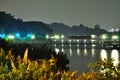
[{"xmin": 0, "ymin": 48, "xmax": 120, "ymax": 80}]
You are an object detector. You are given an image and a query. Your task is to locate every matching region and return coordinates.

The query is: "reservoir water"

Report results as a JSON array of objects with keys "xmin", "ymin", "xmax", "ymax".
[{"xmin": 53, "ymin": 43, "xmax": 120, "ymax": 74}]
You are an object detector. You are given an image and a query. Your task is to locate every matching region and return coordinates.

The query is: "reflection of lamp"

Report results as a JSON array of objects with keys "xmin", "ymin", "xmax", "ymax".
[
  {"xmin": 111, "ymin": 49, "xmax": 119, "ymax": 66},
  {"xmin": 55, "ymin": 48, "xmax": 59, "ymax": 54},
  {"xmin": 100, "ymin": 49, "xmax": 107, "ymax": 61}
]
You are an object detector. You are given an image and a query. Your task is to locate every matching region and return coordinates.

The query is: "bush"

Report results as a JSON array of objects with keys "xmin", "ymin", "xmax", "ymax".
[{"xmin": 0, "ymin": 48, "xmax": 120, "ymax": 80}]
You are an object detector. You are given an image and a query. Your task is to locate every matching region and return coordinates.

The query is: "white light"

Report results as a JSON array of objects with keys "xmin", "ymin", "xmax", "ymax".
[
  {"xmin": 55, "ymin": 48, "xmax": 59, "ymax": 54},
  {"xmin": 100, "ymin": 49, "xmax": 107, "ymax": 61},
  {"xmin": 61, "ymin": 35, "xmax": 64, "ymax": 38},
  {"xmin": 46, "ymin": 35, "xmax": 49, "ymax": 39},
  {"xmin": 61, "ymin": 40, "xmax": 64, "ymax": 42},
  {"xmin": 91, "ymin": 35, "xmax": 96, "ymax": 39},
  {"xmin": 84, "ymin": 40, "xmax": 86, "ymax": 43},
  {"xmin": 77, "ymin": 48, "xmax": 80, "ymax": 56},
  {"xmin": 92, "ymin": 44, "xmax": 96, "ymax": 47},
  {"xmin": 111, "ymin": 49, "xmax": 119, "ymax": 66},
  {"xmin": 69, "ymin": 39, "xmax": 71, "ymax": 42},
  {"xmin": 61, "ymin": 48, "xmax": 64, "ymax": 52},
  {"xmin": 8, "ymin": 35, "xmax": 14, "ymax": 39},
  {"xmin": 91, "ymin": 48, "xmax": 95, "ymax": 58},
  {"xmin": 116, "ymin": 28, "xmax": 119, "ymax": 32},
  {"xmin": 77, "ymin": 39, "xmax": 79, "ymax": 42},
  {"xmin": 69, "ymin": 48, "xmax": 72, "ymax": 56},
  {"xmin": 91, "ymin": 39, "xmax": 96, "ymax": 43},
  {"xmin": 31, "ymin": 35, "xmax": 35, "ymax": 39},
  {"xmin": 112, "ymin": 35, "xmax": 118, "ymax": 40},
  {"xmin": 84, "ymin": 48, "xmax": 87, "ymax": 56}
]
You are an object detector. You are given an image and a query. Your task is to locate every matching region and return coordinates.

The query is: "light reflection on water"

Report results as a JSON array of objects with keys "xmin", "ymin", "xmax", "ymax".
[
  {"xmin": 100, "ymin": 49, "xmax": 107, "ymax": 61},
  {"xmin": 55, "ymin": 46, "xmax": 120, "ymax": 74},
  {"xmin": 91, "ymin": 48, "xmax": 95, "ymax": 58},
  {"xmin": 111, "ymin": 49, "xmax": 119, "ymax": 66}
]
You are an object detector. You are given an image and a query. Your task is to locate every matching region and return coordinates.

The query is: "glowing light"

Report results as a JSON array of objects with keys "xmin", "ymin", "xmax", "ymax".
[
  {"xmin": 69, "ymin": 39, "xmax": 71, "ymax": 42},
  {"xmin": 15, "ymin": 33, "xmax": 20, "ymax": 37},
  {"xmin": 91, "ymin": 48, "xmax": 95, "ymax": 58},
  {"xmin": 8, "ymin": 35, "xmax": 14, "ymax": 39},
  {"xmin": 112, "ymin": 35, "xmax": 119, "ymax": 40},
  {"xmin": 111, "ymin": 49, "xmax": 119, "ymax": 66},
  {"xmin": 69, "ymin": 48, "xmax": 72, "ymax": 56},
  {"xmin": 84, "ymin": 39, "xmax": 86, "ymax": 43},
  {"xmin": 116, "ymin": 28, "xmax": 119, "ymax": 32},
  {"xmin": 46, "ymin": 35, "xmax": 49, "ymax": 39},
  {"xmin": 61, "ymin": 40, "xmax": 64, "ymax": 42},
  {"xmin": 77, "ymin": 48, "xmax": 80, "ymax": 56},
  {"xmin": 61, "ymin": 48, "xmax": 64, "ymax": 52},
  {"xmin": 55, "ymin": 48, "xmax": 59, "ymax": 54},
  {"xmin": 92, "ymin": 44, "xmax": 96, "ymax": 47},
  {"xmin": 61, "ymin": 35, "xmax": 64, "ymax": 38},
  {"xmin": 91, "ymin": 39, "xmax": 96, "ymax": 43},
  {"xmin": 91, "ymin": 35, "xmax": 97, "ymax": 39},
  {"xmin": 0, "ymin": 34, "xmax": 5, "ymax": 38},
  {"xmin": 31, "ymin": 35, "xmax": 35, "ymax": 39},
  {"xmin": 76, "ymin": 39, "xmax": 79, "ymax": 42},
  {"xmin": 101, "ymin": 34, "xmax": 109, "ymax": 40},
  {"xmin": 84, "ymin": 44, "xmax": 86, "ymax": 47},
  {"xmin": 84, "ymin": 48, "xmax": 87, "ymax": 56},
  {"xmin": 54, "ymin": 35, "xmax": 60, "ymax": 39},
  {"xmin": 100, "ymin": 49, "xmax": 107, "ymax": 61}
]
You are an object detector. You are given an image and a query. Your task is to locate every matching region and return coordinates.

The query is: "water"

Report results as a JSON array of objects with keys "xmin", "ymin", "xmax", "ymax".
[{"xmin": 54, "ymin": 44, "xmax": 120, "ymax": 74}]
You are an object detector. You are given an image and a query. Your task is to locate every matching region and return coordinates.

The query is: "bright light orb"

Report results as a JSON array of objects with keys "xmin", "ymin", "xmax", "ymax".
[
  {"xmin": 112, "ymin": 35, "xmax": 119, "ymax": 40},
  {"xmin": 46, "ymin": 35, "xmax": 49, "ymax": 39},
  {"xmin": 8, "ymin": 35, "xmax": 14, "ymax": 39},
  {"xmin": 54, "ymin": 35, "xmax": 60, "ymax": 39},
  {"xmin": 31, "ymin": 35, "xmax": 35, "ymax": 39},
  {"xmin": 101, "ymin": 34, "xmax": 108, "ymax": 40},
  {"xmin": 91, "ymin": 35, "xmax": 97, "ymax": 39},
  {"xmin": 61, "ymin": 35, "xmax": 64, "ymax": 38}
]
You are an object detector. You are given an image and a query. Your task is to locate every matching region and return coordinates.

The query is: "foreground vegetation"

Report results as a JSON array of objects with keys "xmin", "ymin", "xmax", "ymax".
[{"xmin": 0, "ymin": 48, "xmax": 120, "ymax": 80}]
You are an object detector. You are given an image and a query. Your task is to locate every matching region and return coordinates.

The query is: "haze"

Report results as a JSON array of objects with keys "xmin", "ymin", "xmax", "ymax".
[{"xmin": 0, "ymin": 0, "xmax": 120, "ymax": 31}]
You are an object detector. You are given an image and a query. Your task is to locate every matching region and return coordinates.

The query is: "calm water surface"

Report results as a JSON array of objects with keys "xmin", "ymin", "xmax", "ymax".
[{"xmin": 57, "ymin": 47, "xmax": 120, "ymax": 74}]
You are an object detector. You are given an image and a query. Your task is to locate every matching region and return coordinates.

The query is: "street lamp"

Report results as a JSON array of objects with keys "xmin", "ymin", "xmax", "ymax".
[
  {"xmin": 46, "ymin": 35, "xmax": 49, "ymax": 39},
  {"xmin": 8, "ymin": 35, "xmax": 14, "ymax": 39}
]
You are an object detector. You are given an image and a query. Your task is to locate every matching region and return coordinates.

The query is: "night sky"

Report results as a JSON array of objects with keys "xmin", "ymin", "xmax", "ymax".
[{"xmin": 0, "ymin": 0, "xmax": 120, "ymax": 31}]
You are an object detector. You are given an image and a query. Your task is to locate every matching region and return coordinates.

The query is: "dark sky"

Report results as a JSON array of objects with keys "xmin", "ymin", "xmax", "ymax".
[{"xmin": 0, "ymin": 0, "xmax": 120, "ymax": 31}]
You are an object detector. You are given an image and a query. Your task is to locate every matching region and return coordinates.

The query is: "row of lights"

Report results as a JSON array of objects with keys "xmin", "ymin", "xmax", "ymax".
[
  {"xmin": 46, "ymin": 35, "xmax": 65, "ymax": 39},
  {"xmin": 101, "ymin": 34, "xmax": 120, "ymax": 40},
  {"xmin": 0, "ymin": 33, "xmax": 36, "ymax": 40}
]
